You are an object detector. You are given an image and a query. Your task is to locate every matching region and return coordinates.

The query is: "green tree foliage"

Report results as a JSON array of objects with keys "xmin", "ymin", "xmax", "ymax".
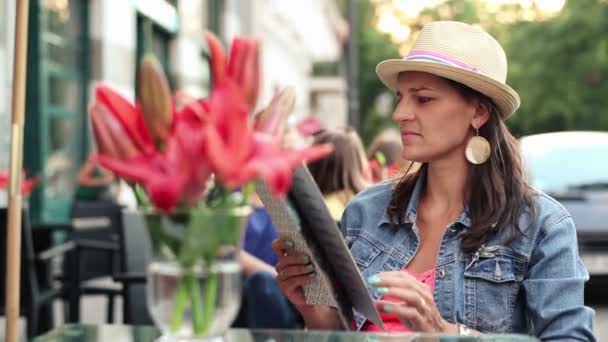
[
  {"xmin": 506, "ymin": 0, "xmax": 608, "ymax": 136},
  {"xmin": 357, "ymin": 0, "xmax": 401, "ymax": 144},
  {"xmin": 358, "ymin": 0, "xmax": 608, "ymax": 140}
]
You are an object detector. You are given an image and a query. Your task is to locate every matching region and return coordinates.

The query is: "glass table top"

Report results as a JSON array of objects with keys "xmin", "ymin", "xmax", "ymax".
[{"xmin": 33, "ymin": 324, "xmax": 539, "ymax": 342}]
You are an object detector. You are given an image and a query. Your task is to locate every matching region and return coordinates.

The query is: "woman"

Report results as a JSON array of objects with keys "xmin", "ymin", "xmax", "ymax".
[
  {"xmin": 272, "ymin": 21, "xmax": 595, "ymax": 339},
  {"xmin": 307, "ymin": 128, "xmax": 370, "ymax": 221}
]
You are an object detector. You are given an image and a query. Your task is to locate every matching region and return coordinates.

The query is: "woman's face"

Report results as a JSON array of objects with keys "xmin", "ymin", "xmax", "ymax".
[{"xmin": 392, "ymin": 71, "xmax": 483, "ymax": 163}]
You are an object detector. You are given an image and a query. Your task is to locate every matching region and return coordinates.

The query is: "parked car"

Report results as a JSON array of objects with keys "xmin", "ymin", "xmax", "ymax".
[{"xmin": 519, "ymin": 131, "xmax": 608, "ymax": 284}]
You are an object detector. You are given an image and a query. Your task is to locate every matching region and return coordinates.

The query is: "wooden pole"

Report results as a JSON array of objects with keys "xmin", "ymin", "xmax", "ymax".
[{"xmin": 5, "ymin": 1, "xmax": 29, "ymax": 341}]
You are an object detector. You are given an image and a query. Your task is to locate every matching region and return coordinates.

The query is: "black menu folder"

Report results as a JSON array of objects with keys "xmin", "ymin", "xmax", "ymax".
[{"xmin": 256, "ymin": 165, "xmax": 384, "ymax": 330}]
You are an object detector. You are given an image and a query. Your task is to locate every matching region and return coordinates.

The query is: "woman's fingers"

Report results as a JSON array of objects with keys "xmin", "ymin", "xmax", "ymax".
[
  {"xmin": 278, "ymin": 273, "xmax": 316, "ymax": 305},
  {"xmin": 372, "ymin": 271, "xmax": 429, "ymax": 291},
  {"xmin": 273, "ymin": 238, "xmax": 314, "ymax": 281},
  {"xmin": 272, "ymin": 237, "xmax": 316, "ymax": 306},
  {"xmin": 376, "ymin": 301, "xmax": 431, "ymax": 331},
  {"xmin": 278, "ymin": 263, "xmax": 315, "ymax": 280},
  {"xmin": 271, "ymin": 238, "xmax": 294, "ymax": 255},
  {"xmin": 370, "ymin": 271, "xmax": 433, "ymax": 301},
  {"xmin": 375, "ymin": 287, "xmax": 431, "ymax": 315},
  {"xmin": 275, "ymin": 254, "xmax": 311, "ymax": 270},
  {"xmin": 369, "ymin": 271, "xmax": 446, "ymax": 332}
]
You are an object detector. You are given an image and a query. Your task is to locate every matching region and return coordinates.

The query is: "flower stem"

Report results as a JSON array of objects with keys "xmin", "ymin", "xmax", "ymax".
[
  {"xmin": 201, "ymin": 269, "xmax": 219, "ymax": 334},
  {"xmin": 170, "ymin": 276, "xmax": 189, "ymax": 332},
  {"xmin": 189, "ymin": 273, "xmax": 206, "ymax": 335}
]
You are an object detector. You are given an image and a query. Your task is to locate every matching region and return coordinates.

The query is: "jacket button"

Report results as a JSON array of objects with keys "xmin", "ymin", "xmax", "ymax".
[{"xmin": 437, "ymin": 269, "xmax": 446, "ymax": 278}]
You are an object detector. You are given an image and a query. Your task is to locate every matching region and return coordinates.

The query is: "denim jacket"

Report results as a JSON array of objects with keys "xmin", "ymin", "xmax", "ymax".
[{"xmin": 341, "ymin": 174, "xmax": 595, "ymax": 340}]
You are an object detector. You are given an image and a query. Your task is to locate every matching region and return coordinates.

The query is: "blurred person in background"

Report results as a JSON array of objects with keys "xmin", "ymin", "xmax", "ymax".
[
  {"xmin": 307, "ymin": 128, "xmax": 370, "ymax": 222},
  {"xmin": 272, "ymin": 21, "xmax": 594, "ymax": 339},
  {"xmin": 73, "ymin": 154, "xmax": 115, "ymax": 203},
  {"xmin": 242, "ymin": 192, "xmax": 279, "ymax": 266},
  {"xmin": 367, "ymin": 128, "xmax": 409, "ymax": 182},
  {"xmin": 232, "ymin": 190, "xmax": 305, "ymax": 330}
]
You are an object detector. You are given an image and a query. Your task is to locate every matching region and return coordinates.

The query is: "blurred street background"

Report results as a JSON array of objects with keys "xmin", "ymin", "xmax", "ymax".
[{"xmin": 0, "ymin": 0, "xmax": 607, "ymax": 339}]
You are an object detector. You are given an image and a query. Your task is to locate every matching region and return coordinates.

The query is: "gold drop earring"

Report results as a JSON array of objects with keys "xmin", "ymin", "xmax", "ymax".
[{"xmin": 465, "ymin": 127, "xmax": 490, "ymax": 164}]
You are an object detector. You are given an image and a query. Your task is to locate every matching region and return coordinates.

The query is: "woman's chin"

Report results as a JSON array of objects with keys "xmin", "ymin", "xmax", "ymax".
[{"xmin": 402, "ymin": 153, "xmax": 426, "ymax": 163}]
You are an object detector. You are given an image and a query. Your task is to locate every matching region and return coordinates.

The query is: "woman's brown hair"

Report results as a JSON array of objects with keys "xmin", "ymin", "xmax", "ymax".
[
  {"xmin": 308, "ymin": 128, "xmax": 370, "ymax": 195},
  {"xmin": 387, "ymin": 79, "xmax": 536, "ymax": 254}
]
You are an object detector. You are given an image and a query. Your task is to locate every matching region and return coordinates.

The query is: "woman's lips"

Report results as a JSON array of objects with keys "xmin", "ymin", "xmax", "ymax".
[{"xmin": 401, "ymin": 130, "xmax": 421, "ymax": 142}]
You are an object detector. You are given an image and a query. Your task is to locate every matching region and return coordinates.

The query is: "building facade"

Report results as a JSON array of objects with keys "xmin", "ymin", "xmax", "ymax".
[
  {"xmin": 0, "ymin": 0, "xmax": 347, "ymax": 223},
  {"xmin": 218, "ymin": 0, "xmax": 348, "ymax": 126}
]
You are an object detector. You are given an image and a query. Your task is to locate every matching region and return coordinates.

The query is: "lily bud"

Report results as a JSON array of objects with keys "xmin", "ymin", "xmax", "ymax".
[
  {"xmin": 254, "ymin": 86, "xmax": 296, "ymax": 137},
  {"xmin": 205, "ymin": 32, "xmax": 227, "ymax": 85},
  {"xmin": 139, "ymin": 54, "xmax": 173, "ymax": 149}
]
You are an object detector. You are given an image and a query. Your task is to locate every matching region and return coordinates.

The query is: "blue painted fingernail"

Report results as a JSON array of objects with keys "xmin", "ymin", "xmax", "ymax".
[
  {"xmin": 367, "ymin": 275, "xmax": 381, "ymax": 285},
  {"xmin": 309, "ymin": 272, "xmax": 317, "ymax": 278},
  {"xmin": 375, "ymin": 287, "xmax": 389, "ymax": 296},
  {"xmin": 306, "ymin": 263, "xmax": 314, "ymax": 270},
  {"xmin": 301, "ymin": 255, "xmax": 310, "ymax": 263},
  {"xmin": 285, "ymin": 240, "xmax": 294, "ymax": 248},
  {"xmin": 382, "ymin": 304, "xmax": 393, "ymax": 312}
]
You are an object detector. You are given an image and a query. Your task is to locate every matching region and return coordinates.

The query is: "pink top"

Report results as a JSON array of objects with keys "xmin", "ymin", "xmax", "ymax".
[{"xmin": 362, "ymin": 269, "xmax": 436, "ymax": 332}]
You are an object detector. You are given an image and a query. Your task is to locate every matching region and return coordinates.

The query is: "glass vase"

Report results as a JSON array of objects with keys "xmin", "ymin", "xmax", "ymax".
[{"xmin": 144, "ymin": 206, "xmax": 251, "ymax": 341}]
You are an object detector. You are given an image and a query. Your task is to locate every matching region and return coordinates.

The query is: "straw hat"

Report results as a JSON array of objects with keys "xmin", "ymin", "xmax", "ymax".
[{"xmin": 376, "ymin": 21, "xmax": 520, "ymax": 119}]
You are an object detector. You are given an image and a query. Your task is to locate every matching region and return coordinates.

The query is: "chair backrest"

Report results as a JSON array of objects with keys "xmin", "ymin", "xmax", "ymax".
[
  {"xmin": 119, "ymin": 209, "xmax": 153, "ymax": 324},
  {"xmin": 69, "ymin": 201, "xmax": 123, "ymax": 281},
  {"xmin": 0, "ymin": 207, "xmax": 36, "ymax": 313}
]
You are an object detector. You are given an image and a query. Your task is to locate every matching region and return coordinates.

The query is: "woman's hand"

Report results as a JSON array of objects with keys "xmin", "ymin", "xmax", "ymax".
[
  {"xmin": 271, "ymin": 237, "xmax": 316, "ymax": 306},
  {"xmin": 368, "ymin": 271, "xmax": 458, "ymax": 333},
  {"xmin": 271, "ymin": 237, "xmax": 343, "ymax": 330}
]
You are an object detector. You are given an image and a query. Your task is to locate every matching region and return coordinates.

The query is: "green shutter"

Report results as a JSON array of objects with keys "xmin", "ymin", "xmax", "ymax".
[{"xmin": 24, "ymin": 0, "xmax": 90, "ymax": 224}]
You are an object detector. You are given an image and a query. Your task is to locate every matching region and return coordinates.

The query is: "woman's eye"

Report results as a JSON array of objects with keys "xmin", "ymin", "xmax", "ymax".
[{"xmin": 417, "ymin": 96, "xmax": 432, "ymax": 104}]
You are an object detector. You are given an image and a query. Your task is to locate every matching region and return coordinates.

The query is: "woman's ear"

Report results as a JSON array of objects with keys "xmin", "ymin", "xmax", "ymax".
[{"xmin": 472, "ymin": 100, "xmax": 490, "ymax": 129}]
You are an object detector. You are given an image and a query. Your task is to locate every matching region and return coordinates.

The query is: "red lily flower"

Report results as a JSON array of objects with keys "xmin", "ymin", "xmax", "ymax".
[
  {"xmin": 200, "ymin": 78, "xmax": 332, "ymax": 196},
  {"xmin": 91, "ymin": 33, "xmax": 332, "ymax": 211},
  {"xmin": 92, "ymin": 86, "xmax": 155, "ymax": 160},
  {"xmin": 202, "ymin": 81, "xmax": 254, "ymax": 188},
  {"xmin": 95, "ymin": 115, "xmax": 211, "ymax": 212},
  {"xmin": 254, "ymin": 87, "xmax": 296, "ymax": 138},
  {"xmin": 205, "ymin": 32, "xmax": 227, "ymax": 84},
  {"xmin": 91, "ymin": 102, "xmax": 141, "ymax": 161},
  {"xmin": 226, "ymin": 37, "xmax": 259, "ymax": 110},
  {"xmin": 201, "ymin": 33, "xmax": 334, "ymax": 196},
  {"xmin": 206, "ymin": 32, "xmax": 259, "ymax": 112},
  {"xmin": 91, "ymin": 78, "xmax": 212, "ymax": 211},
  {"xmin": 244, "ymin": 133, "xmax": 334, "ymax": 195},
  {"xmin": 0, "ymin": 171, "xmax": 39, "ymax": 196}
]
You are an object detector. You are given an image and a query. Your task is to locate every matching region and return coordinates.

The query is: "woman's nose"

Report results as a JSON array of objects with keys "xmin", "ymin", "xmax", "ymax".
[{"xmin": 392, "ymin": 98, "xmax": 415, "ymax": 122}]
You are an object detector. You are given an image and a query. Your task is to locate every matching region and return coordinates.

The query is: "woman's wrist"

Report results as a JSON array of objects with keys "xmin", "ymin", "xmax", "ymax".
[
  {"xmin": 296, "ymin": 305, "xmax": 341, "ymax": 330},
  {"xmin": 444, "ymin": 321, "xmax": 480, "ymax": 336},
  {"xmin": 443, "ymin": 321, "xmax": 460, "ymax": 334}
]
